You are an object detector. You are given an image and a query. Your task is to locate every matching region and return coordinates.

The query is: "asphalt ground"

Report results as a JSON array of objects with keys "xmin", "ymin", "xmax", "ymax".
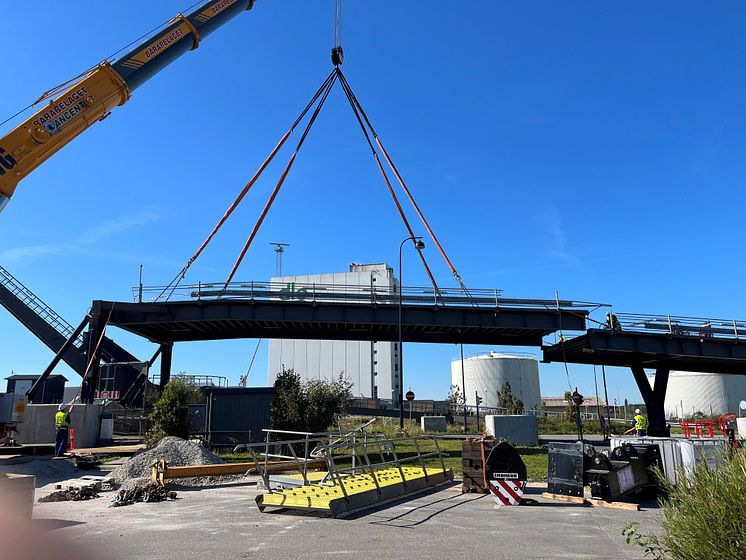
[{"xmin": 26, "ymin": 479, "xmax": 659, "ymax": 560}]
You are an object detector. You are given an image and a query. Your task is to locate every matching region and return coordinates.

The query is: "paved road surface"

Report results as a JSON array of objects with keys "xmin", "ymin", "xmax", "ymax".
[{"xmin": 30, "ymin": 481, "xmax": 658, "ymax": 560}]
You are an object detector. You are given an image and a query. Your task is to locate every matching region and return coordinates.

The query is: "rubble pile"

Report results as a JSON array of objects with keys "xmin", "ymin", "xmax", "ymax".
[
  {"xmin": 38, "ymin": 484, "xmax": 101, "ymax": 503},
  {"xmin": 111, "ymin": 480, "xmax": 178, "ymax": 507}
]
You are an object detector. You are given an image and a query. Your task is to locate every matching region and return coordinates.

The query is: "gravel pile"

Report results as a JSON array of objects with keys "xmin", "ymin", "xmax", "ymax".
[{"xmin": 108, "ymin": 437, "xmax": 223, "ymax": 485}]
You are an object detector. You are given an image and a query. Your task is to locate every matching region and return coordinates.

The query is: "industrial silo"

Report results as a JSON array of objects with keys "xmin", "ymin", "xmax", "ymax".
[
  {"xmin": 450, "ymin": 352, "xmax": 541, "ymax": 411},
  {"xmin": 648, "ymin": 371, "xmax": 746, "ymax": 419}
]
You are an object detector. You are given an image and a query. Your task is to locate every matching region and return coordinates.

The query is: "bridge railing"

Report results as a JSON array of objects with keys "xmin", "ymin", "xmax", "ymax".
[
  {"xmin": 132, "ymin": 280, "xmax": 606, "ymax": 312},
  {"xmin": 605, "ymin": 312, "xmax": 746, "ymax": 340}
]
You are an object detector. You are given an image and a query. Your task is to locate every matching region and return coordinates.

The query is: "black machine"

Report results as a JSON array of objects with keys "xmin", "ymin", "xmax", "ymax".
[
  {"xmin": 586, "ymin": 443, "xmax": 664, "ymax": 502},
  {"xmin": 548, "ymin": 441, "xmax": 664, "ymax": 502},
  {"xmin": 547, "ymin": 441, "xmax": 596, "ymax": 497}
]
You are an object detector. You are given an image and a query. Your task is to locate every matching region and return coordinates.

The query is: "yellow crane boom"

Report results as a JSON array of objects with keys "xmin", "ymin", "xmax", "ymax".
[{"xmin": 0, "ymin": 0, "xmax": 255, "ymax": 213}]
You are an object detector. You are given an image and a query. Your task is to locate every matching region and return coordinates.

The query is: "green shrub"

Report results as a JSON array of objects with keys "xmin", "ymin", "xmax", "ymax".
[
  {"xmin": 270, "ymin": 368, "xmax": 352, "ymax": 434},
  {"xmin": 144, "ymin": 378, "xmax": 205, "ymax": 446},
  {"xmin": 623, "ymin": 448, "xmax": 746, "ymax": 559}
]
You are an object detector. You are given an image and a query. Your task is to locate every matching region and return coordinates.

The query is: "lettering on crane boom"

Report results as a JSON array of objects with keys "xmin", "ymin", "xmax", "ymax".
[
  {"xmin": 32, "ymin": 86, "xmax": 91, "ymax": 135},
  {"xmin": 0, "ymin": 148, "xmax": 17, "ymax": 176}
]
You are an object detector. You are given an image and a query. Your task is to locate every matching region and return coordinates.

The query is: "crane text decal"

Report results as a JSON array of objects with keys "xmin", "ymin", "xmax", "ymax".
[
  {"xmin": 118, "ymin": 23, "xmax": 192, "ymax": 71},
  {"xmin": 210, "ymin": 0, "xmax": 238, "ymax": 16},
  {"xmin": 0, "ymin": 147, "xmax": 17, "ymax": 176},
  {"xmin": 32, "ymin": 86, "xmax": 89, "ymax": 134},
  {"xmin": 144, "ymin": 28, "xmax": 184, "ymax": 59},
  {"xmin": 195, "ymin": 0, "xmax": 239, "ymax": 23}
]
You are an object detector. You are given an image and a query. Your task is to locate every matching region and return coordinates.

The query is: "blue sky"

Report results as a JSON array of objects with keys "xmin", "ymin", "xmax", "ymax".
[{"xmin": 1, "ymin": 1, "xmax": 744, "ymax": 404}]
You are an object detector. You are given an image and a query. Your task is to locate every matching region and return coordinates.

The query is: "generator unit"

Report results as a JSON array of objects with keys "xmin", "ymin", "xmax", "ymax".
[{"xmin": 586, "ymin": 443, "xmax": 664, "ymax": 502}]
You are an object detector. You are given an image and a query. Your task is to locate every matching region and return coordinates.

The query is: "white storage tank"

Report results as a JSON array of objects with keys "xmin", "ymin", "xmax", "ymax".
[
  {"xmin": 648, "ymin": 371, "xmax": 746, "ymax": 419},
  {"xmin": 450, "ymin": 352, "xmax": 541, "ymax": 412}
]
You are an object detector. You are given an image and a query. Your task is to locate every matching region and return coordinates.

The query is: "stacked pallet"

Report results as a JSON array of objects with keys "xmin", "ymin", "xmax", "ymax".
[{"xmin": 461, "ymin": 437, "xmax": 496, "ymax": 493}]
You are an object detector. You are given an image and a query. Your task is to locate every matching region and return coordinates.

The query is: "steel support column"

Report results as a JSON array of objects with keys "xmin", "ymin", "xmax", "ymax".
[
  {"xmin": 630, "ymin": 364, "xmax": 670, "ymax": 436},
  {"xmin": 82, "ymin": 312, "xmax": 106, "ymax": 403},
  {"xmin": 160, "ymin": 342, "xmax": 173, "ymax": 389}
]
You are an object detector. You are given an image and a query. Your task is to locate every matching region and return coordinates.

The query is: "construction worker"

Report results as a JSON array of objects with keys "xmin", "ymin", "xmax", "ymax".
[
  {"xmin": 632, "ymin": 408, "xmax": 647, "ymax": 437},
  {"xmin": 605, "ymin": 312, "xmax": 622, "ymax": 332},
  {"xmin": 54, "ymin": 404, "xmax": 71, "ymax": 457}
]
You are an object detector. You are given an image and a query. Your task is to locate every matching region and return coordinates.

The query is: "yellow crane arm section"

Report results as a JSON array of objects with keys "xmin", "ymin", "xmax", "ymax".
[
  {"xmin": 0, "ymin": 0, "xmax": 254, "ymax": 212},
  {"xmin": 0, "ymin": 64, "xmax": 129, "ymax": 208}
]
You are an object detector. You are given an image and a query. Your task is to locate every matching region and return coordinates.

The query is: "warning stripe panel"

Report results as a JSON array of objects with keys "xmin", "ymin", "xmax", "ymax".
[{"xmin": 489, "ymin": 479, "xmax": 524, "ymax": 506}]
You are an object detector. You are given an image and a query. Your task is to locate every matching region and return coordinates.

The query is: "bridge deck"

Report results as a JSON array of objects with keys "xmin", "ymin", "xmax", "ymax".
[
  {"xmin": 92, "ymin": 298, "xmax": 588, "ymax": 346},
  {"xmin": 542, "ymin": 328, "xmax": 746, "ymax": 374}
]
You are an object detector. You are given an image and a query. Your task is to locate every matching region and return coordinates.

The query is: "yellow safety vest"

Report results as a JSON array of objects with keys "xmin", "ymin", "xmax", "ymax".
[
  {"xmin": 55, "ymin": 411, "xmax": 70, "ymax": 428},
  {"xmin": 634, "ymin": 414, "xmax": 647, "ymax": 431}
]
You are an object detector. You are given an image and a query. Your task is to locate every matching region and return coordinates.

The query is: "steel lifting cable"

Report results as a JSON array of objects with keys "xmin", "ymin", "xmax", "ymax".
[
  {"xmin": 336, "ymin": 70, "xmax": 471, "ymax": 296},
  {"xmin": 155, "ymin": 69, "xmax": 338, "ymax": 301},
  {"xmin": 71, "ymin": 305, "xmax": 116, "ymax": 410},
  {"xmin": 223, "ymin": 72, "xmax": 339, "ymax": 287},
  {"xmin": 555, "ymin": 290, "xmax": 574, "ymax": 392},
  {"xmin": 335, "ymin": 69, "xmax": 440, "ymax": 293}
]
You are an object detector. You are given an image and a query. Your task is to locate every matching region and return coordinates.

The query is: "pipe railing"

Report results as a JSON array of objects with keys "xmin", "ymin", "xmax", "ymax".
[
  {"xmin": 604, "ymin": 312, "xmax": 746, "ymax": 340},
  {"xmin": 131, "ymin": 280, "xmax": 605, "ymax": 312}
]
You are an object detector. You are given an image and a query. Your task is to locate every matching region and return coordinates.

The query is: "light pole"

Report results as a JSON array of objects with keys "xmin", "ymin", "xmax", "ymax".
[{"xmin": 398, "ymin": 235, "xmax": 425, "ymax": 430}]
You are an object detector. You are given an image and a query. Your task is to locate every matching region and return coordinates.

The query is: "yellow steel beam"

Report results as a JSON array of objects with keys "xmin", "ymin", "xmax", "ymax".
[{"xmin": 151, "ymin": 459, "xmax": 326, "ymax": 484}]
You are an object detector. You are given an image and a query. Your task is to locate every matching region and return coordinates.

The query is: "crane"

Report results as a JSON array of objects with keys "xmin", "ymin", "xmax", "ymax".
[{"xmin": 0, "ymin": 0, "xmax": 255, "ymax": 213}]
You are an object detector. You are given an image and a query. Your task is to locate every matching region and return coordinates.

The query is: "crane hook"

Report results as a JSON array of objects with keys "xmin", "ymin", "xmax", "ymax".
[{"xmin": 331, "ymin": 0, "xmax": 344, "ymax": 66}]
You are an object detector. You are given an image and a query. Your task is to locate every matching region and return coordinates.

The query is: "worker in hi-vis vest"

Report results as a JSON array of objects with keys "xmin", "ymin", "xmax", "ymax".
[
  {"xmin": 54, "ymin": 404, "xmax": 72, "ymax": 457},
  {"xmin": 632, "ymin": 409, "xmax": 648, "ymax": 436}
]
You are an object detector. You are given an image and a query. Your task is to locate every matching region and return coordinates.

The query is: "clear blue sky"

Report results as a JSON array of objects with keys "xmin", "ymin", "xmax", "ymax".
[{"xmin": 1, "ymin": 1, "xmax": 745, "ymax": 404}]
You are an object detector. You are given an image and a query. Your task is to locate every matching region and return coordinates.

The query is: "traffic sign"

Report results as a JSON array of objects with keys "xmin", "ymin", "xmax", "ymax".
[{"xmin": 405, "ymin": 390, "xmax": 415, "ymax": 401}]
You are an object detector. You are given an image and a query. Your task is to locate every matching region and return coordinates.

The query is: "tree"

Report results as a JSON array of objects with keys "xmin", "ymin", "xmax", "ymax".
[
  {"xmin": 144, "ymin": 378, "xmax": 205, "ymax": 446},
  {"xmin": 497, "ymin": 381, "xmax": 524, "ymax": 415},
  {"xmin": 446, "ymin": 385, "xmax": 463, "ymax": 409},
  {"xmin": 270, "ymin": 368, "xmax": 353, "ymax": 434},
  {"xmin": 270, "ymin": 368, "xmax": 305, "ymax": 432},
  {"xmin": 563, "ymin": 391, "xmax": 576, "ymax": 420}
]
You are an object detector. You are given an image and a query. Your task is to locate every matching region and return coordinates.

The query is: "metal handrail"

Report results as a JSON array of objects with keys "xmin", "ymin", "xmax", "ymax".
[
  {"xmin": 239, "ymin": 433, "xmax": 448, "ymax": 500},
  {"xmin": 0, "ymin": 264, "xmax": 85, "ymax": 348},
  {"xmin": 131, "ymin": 279, "xmax": 606, "ymax": 312},
  {"xmin": 603, "ymin": 312, "xmax": 746, "ymax": 340}
]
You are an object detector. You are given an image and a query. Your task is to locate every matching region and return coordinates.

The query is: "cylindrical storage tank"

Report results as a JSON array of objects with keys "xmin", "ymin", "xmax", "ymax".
[
  {"xmin": 648, "ymin": 371, "xmax": 746, "ymax": 419},
  {"xmin": 450, "ymin": 352, "xmax": 541, "ymax": 411}
]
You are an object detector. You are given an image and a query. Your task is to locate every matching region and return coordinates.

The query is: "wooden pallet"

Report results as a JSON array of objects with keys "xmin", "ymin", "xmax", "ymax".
[{"xmin": 541, "ymin": 492, "xmax": 641, "ymax": 511}]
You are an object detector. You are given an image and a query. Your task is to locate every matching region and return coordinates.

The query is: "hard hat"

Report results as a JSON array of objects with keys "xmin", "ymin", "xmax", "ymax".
[
  {"xmin": 58, "ymin": 404, "xmax": 66, "ymax": 411},
  {"xmin": 634, "ymin": 408, "xmax": 641, "ymax": 414}
]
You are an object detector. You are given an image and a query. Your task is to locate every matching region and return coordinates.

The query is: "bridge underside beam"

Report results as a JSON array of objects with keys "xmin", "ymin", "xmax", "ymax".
[
  {"xmin": 542, "ymin": 329, "xmax": 746, "ymax": 374},
  {"xmin": 542, "ymin": 328, "xmax": 746, "ymax": 437},
  {"xmin": 91, "ymin": 299, "xmax": 587, "ymax": 346}
]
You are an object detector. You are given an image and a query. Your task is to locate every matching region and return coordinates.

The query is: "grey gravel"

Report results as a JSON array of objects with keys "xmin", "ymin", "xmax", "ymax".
[{"xmin": 108, "ymin": 437, "xmax": 223, "ymax": 485}]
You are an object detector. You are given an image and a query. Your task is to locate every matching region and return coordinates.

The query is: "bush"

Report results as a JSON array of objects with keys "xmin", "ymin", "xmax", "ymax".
[
  {"xmin": 623, "ymin": 448, "xmax": 746, "ymax": 559},
  {"xmin": 144, "ymin": 378, "xmax": 205, "ymax": 446},
  {"xmin": 270, "ymin": 368, "xmax": 352, "ymax": 434}
]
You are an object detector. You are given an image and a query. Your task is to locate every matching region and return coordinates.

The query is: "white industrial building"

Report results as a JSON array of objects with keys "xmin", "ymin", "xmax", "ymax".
[
  {"xmin": 450, "ymin": 352, "xmax": 541, "ymax": 411},
  {"xmin": 268, "ymin": 263, "xmax": 400, "ymax": 401},
  {"xmin": 648, "ymin": 371, "xmax": 746, "ymax": 419}
]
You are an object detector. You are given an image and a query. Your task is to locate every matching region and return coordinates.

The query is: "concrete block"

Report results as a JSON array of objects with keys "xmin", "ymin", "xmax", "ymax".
[
  {"xmin": 484, "ymin": 415, "xmax": 538, "ymax": 445},
  {"xmin": 737, "ymin": 418, "xmax": 746, "ymax": 438},
  {"xmin": 420, "ymin": 416, "xmax": 447, "ymax": 432},
  {"xmin": 15, "ymin": 404, "xmax": 103, "ymax": 448},
  {"xmin": 0, "ymin": 474, "xmax": 35, "ymax": 518}
]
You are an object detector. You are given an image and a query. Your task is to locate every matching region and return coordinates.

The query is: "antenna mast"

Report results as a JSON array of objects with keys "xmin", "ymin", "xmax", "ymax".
[{"xmin": 270, "ymin": 242, "xmax": 289, "ymax": 276}]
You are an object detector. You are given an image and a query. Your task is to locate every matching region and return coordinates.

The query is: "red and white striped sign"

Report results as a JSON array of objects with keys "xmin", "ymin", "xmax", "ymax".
[{"xmin": 489, "ymin": 479, "xmax": 525, "ymax": 506}]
